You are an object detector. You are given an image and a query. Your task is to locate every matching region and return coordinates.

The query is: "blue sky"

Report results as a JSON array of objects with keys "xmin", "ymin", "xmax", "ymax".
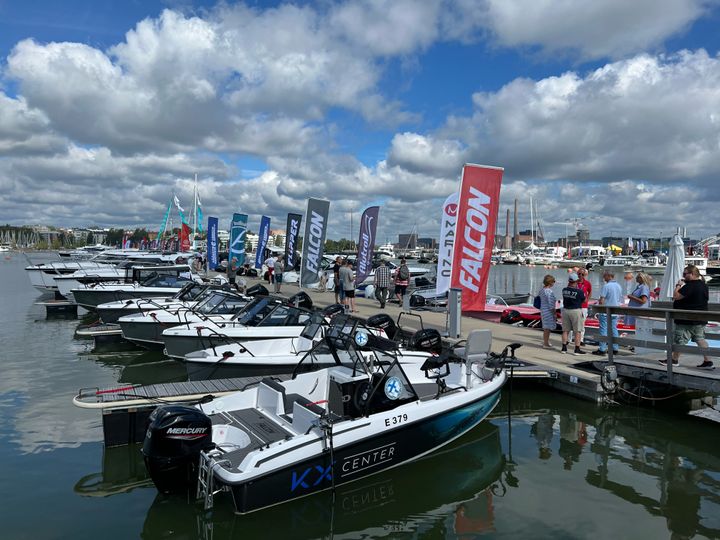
[{"xmin": 2, "ymin": 0, "xmax": 720, "ymax": 243}]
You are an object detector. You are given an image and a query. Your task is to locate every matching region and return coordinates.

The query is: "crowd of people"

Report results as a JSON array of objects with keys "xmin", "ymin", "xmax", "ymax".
[{"xmin": 536, "ymin": 264, "xmax": 713, "ymax": 370}]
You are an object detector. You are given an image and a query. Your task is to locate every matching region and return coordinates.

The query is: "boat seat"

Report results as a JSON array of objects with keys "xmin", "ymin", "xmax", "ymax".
[
  {"xmin": 290, "ymin": 396, "xmax": 325, "ymax": 434},
  {"xmin": 257, "ymin": 378, "xmax": 287, "ymax": 417},
  {"xmin": 455, "ymin": 329, "xmax": 492, "ymax": 364}
]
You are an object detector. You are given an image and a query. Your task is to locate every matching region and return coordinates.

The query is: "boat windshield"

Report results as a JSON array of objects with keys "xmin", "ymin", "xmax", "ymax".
[{"xmin": 194, "ymin": 292, "xmax": 247, "ymax": 315}]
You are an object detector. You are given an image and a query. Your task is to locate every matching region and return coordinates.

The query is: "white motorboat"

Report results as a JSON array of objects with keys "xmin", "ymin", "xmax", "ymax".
[
  {"xmin": 94, "ymin": 281, "xmax": 215, "ymax": 324},
  {"xmin": 70, "ymin": 265, "xmax": 204, "ymax": 310},
  {"xmin": 26, "ymin": 250, "xmax": 197, "ymax": 294},
  {"xmin": 376, "ymin": 242, "xmax": 396, "ymax": 260},
  {"xmin": 142, "ymin": 324, "xmax": 511, "ymax": 514},
  {"xmin": 117, "ymin": 289, "xmax": 253, "ymax": 349},
  {"xmin": 160, "ymin": 293, "xmax": 329, "ymax": 359},
  {"xmin": 181, "ymin": 312, "xmax": 444, "ymax": 379}
]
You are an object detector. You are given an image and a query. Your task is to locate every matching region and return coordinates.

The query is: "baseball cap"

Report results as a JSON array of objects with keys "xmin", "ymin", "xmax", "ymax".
[{"xmin": 568, "ymin": 272, "xmax": 579, "ymax": 281}]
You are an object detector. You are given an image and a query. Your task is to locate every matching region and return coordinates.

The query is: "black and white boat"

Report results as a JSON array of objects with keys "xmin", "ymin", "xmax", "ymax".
[
  {"xmin": 142, "ymin": 321, "xmax": 512, "ymax": 514},
  {"xmin": 159, "ymin": 293, "xmax": 325, "ymax": 360},
  {"xmin": 117, "ymin": 289, "xmax": 253, "ymax": 349},
  {"xmin": 71, "ymin": 265, "xmax": 203, "ymax": 311},
  {"xmin": 181, "ymin": 312, "xmax": 443, "ymax": 379},
  {"xmin": 95, "ymin": 282, "xmax": 215, "ymax": 324}
]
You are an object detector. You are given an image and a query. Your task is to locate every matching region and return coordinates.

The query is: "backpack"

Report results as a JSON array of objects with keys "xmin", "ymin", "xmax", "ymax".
[
  {"xmin": 398, "ymin": 265, "xmax": 409, "ymax": 281},
  {"xmin": 533, "ymin": 294, "xmax": 542, "ymax": 309}
]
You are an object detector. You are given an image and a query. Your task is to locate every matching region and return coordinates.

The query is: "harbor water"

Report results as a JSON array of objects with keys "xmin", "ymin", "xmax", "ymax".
[{"xmin": 2, "ymin": 253, "xmax": 719, "ymax": 539}]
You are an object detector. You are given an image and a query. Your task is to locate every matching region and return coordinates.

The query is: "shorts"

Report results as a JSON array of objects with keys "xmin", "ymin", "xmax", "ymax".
[
  {"xmin": 395, "ymin": 284, "xmax": 407, "ymax": 296},
  {"xmin": 344, "ymin": 289, "xmax": 355, "ymax": 298},
  {"xmin": 673, "ymin": 324, "xmax": 706, "ymax": 344},
  {"xmin": 562, "ymin": 309, "xmax": 584, "ymax": 333}
]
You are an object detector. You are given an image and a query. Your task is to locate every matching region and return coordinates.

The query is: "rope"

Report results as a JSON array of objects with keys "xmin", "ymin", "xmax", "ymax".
[{"xmin": 616, "ymin": 385, "xmax": 688, "ymax": 401}]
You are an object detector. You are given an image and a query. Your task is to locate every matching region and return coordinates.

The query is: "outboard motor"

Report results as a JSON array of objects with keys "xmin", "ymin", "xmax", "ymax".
[
  {"xmin": 366, "ymin": 313, "xmax": 398, "ymax": 341},
  {"xmin": 246, "ymin": 284, "xmax": 270, "ymax": 297},
  {"xmin": 500, "ymin": 309, "xmax": 521, "ymax": 325},
  {"xmin": 142, "ymin": 405, "xmax": 213, "ymax": 493},
  {"xmin": 322, "ymin": 304, "xmax": 345, "ymax": 319},
  {"xmin": 287, "ymin": 291, "xmax": 313, "ymax": 309},
  {"xmin": 407, "ymin": 328, "xmax": 442, "ymax": 355},
  {"xmin": 409, "ymin": 294, "xmax": 426, "ymax": 308}
]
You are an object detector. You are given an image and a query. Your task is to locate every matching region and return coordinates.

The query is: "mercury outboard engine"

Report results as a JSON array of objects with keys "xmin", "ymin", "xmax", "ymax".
[
  {"xmin": 409, "ymin": 294, "xmax": 426, "ymax": 308},
  {"xmin": 246, "ymin": 284, "xmax": 270, "ymax": 297},
  {"xmin": 142, "ymin": 405, "xmax": 213, "ymax": 493},
  {"xmin": 322, "ymin": 304, "xmax": 345, "ymax": 319},
  {"xmin": 407, "ymin": 328, "xmax": 442, "ymax": 354},
  {"xmin": 287, "ymin": 291, "xmax": 313, "ymax": 309},
  {"xmin": 366, "ymin": 313, "xmax": 399, "ymax": 341}
]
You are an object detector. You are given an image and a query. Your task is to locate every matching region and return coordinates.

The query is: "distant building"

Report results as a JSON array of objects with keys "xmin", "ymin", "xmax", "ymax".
[
  {"xmin": 398, "ymin": 233, "xmax": 418, "ymax": 249},
  {"xmin": 417, "ymin": 237, "xmax": 437, "ymax": 249}
]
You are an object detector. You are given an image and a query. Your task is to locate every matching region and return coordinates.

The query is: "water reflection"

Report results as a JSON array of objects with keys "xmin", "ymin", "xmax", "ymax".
[
  {"xmin": 509, "ymin": 393, "xmax": 720, "ymax": 539},
  {"xmin": 74, "ymin": 444, "xmax": 152, "ymax": 497},
  {"xmin": 140, "ymin": 423, "xmax": 504, "ymax": 539}
]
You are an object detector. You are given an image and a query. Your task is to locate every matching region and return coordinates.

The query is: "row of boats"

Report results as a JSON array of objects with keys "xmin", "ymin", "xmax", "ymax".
[
  {"xmin": 496, "ymin": 246, "xmax": 709, "ymax": 275},
  {"xmin": 26, "ymin": 249, "xmax": 512, "ymax": 514}
]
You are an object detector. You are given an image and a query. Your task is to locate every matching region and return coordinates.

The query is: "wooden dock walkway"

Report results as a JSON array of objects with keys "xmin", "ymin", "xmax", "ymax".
[{"xmin": 246, "ymin": 276, "xmax": 720, "ymax": 404}]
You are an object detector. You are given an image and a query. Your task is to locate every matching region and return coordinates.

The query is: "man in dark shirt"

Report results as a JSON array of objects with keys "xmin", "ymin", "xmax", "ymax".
[
  {"xmin": 671, "ymin": 264, "xmax": 712, "ymax": 369},
  {"xmin": 332, "ymin": 256, "xmax": 344, "ymax": 304},
  {"xmin": 561, "ymin": 273, "xmax": 586, "ymax": 355}
]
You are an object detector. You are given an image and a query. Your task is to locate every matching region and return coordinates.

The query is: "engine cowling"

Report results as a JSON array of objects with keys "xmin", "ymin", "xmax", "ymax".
[
  {"xmin": 366, "ymin": 313, "xmax": 398, "ymax": 341},
  {"xmin": 142, "ymin": 405, "xmax": 213, "ymax": 493},
  {"xmin": 407, "ymin": 328, "xmax": 442, "ymax": 355}
]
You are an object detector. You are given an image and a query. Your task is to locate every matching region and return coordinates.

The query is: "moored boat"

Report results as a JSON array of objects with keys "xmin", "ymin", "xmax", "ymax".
[{"xmin": 142, "ymin": 322, "xmax": 511, "ymax": 514}]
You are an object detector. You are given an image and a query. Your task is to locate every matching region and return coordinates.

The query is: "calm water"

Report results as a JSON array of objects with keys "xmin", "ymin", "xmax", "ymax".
[{"xmin": 2, "ymin": 253, "xmax": 719, "ymax": 539}]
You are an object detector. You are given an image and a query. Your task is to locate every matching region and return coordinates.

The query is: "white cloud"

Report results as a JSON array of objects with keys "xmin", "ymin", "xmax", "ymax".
[
  {"xmin": 443, "ymin": 50, "xmax": 720, "ymax": 184},
  {"xmin": 480, "ymin": 0, "xmax": 713, "ymax": 59},
  {"xmin": 2, "ymin": 3, "xmax": 720, "ymax": 240}
]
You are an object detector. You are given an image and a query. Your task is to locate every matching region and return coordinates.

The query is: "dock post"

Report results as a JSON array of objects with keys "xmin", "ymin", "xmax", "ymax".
[{"xmin": 448, "ymin": 288, "xmax": 462, "ymax": 338}]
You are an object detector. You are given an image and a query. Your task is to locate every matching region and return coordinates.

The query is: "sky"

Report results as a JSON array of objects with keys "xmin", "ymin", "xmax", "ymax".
[{"xmin": 2, "ymin": 0, "xmax": 720, "ymax": 243}]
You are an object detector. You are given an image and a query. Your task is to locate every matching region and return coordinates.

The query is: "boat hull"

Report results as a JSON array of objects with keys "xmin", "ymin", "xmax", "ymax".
[
  {"xmin": 227, "ymin": 389, "xmax": 501, "ymax": 514},
  {"xmin": 73, "ymin": 288, "xmax": 177, "ymax": 310}
]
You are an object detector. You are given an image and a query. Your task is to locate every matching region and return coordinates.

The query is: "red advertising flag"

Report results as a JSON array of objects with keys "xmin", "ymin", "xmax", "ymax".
[
  {"xmin": 179, "ymin": 223, "xmax": 191, "ymax": 252},
  {"xmin": 450, "ymin": 164, "xmax": 504, "ymax": 311}
]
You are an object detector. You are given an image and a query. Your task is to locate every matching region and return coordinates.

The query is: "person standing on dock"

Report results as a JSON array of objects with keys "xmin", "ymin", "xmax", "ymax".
[
  {"xmin": 625, "ymin": 272, "xmax": 651, "ymax": 326},
  {"xmin": 227, "ymin": 257, "xmax": 239, "ymax": 291},
  {"xmin": 561, "ymin": 273, "xmax": 586, "ymax": 355},
  {"xmin": 539, "ymin": 274, "xmax": 557, "ymax": 349},
  {"xmin": 576, "ymin": 268, "xmax": 592, "ymax": 345},
  {"xmin": 273, "ymin": 255, "xmax": 284, "ymax": 293},
  {"xmin": 340, "ymin": 259, "xmax": 357, "ymax": 312},
  {"xmin": 263, "ymin": 254, "xmax": 275, "ymax": 284},
  {"xmin": 332, "ymin": 256, "xmax": 344, "ymax": 304},
  {"xmin": 373, "ymin": 260, "xmax": 392, "ymax": 308},
  {"xmin": 593, "ymin": 271, "xmax": 622, "ymax": 355},
  {"xmin": 394, "ymin": 258, "xmax": 410, "ymax": 304},
  {"xmin": 670, "ymin": 264, "xmax": 713, "ymax": 369}
]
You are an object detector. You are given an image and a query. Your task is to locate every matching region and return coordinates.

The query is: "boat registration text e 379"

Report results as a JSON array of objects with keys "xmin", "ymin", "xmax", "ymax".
[{"xmin": 385, "ymin": 413, "xmax": 408, "ymax": 427}]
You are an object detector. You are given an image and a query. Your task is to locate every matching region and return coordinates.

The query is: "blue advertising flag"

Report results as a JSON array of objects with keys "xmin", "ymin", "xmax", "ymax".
[
  {"xmin": 356, "ymin": 206, "xmax": 380, "ymax": 286},
  {"xmin": 255, "ymin": 216, "xmax": 271, "ymax": 269},
  {"xmin": 229, "ymin": 213, "xmax": 248, "ymax": 266},
  {"xmin": 207, "ymin": 216, "xmax": 219, "ymax": 270}
]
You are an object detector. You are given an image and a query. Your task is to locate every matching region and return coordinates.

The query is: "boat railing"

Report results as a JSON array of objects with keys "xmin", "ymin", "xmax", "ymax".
[{"xmin": 588, "ymin": 302, "xmax": 720, "ymax": 380}]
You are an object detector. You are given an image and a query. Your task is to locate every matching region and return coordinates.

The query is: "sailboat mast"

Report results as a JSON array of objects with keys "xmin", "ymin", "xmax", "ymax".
[{"xmin": 192, "ymin": 174, "xmax": 198, "ymax": 249}]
